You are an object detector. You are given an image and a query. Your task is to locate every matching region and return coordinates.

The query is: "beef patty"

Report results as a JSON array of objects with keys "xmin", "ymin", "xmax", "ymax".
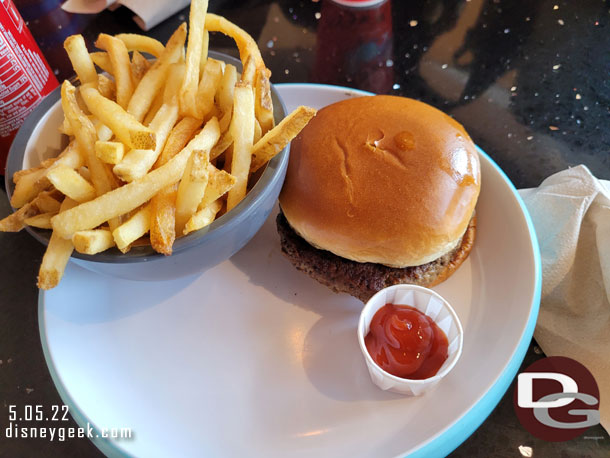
[{"xmin": 277, "ymin": 211, "xmax": 476, "ymax": 303}]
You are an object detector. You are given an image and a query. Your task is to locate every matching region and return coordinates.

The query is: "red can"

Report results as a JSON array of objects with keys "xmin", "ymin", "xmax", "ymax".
[{"xmin": 0, "ymin": 0, "xmax": 58, "ymax": 173}]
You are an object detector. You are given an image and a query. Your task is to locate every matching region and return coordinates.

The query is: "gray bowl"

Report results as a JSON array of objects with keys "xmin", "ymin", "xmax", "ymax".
[{"xmin": 5, "ymin": 51, "xmax": 289, "ymax": 281}]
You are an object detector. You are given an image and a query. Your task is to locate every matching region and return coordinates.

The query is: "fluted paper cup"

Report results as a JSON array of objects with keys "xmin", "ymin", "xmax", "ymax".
[{"xmin": 357, "ymin": 284, "xmax": 464, "ymax": 396}]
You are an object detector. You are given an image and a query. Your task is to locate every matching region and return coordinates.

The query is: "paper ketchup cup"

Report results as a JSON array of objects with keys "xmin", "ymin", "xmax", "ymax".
[
  {"xmin": 0, "ymin": 0, "xmax": 59, "ymax": 173},
  {"xmin": 358, "ymin": 284, "xmax": 464, "ymax": 396}
]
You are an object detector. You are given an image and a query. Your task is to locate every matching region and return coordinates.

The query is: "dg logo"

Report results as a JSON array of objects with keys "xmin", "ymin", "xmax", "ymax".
[{"xmin": 513, "ymin": 356, "xmax": 600, "ymax": 441}]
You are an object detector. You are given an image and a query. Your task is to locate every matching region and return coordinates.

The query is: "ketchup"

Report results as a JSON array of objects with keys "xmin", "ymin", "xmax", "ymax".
[{"xmin": 365, "ymin": 304, "xmax": 448, "ymax": 379}]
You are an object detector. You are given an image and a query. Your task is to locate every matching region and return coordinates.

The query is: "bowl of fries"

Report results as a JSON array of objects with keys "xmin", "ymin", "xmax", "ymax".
[{"xmin": 2, "ymin": 8, "xmax": 316, "ymax": 288}]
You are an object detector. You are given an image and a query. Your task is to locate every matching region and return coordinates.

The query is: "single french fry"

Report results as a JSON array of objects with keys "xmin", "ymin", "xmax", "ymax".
[
  {"xmin": 127, "ymin": 23, "xmax": 186, "ymax": 122},
  {"xmin": 180, "ymin": 0, "xmax": 209, "ymax": 117},
  {"xmin": 149, "ymin": 117, "xmax": 202, "ymax": 255},
  {"xmin": 131, "ymin": 50, "xmax": 152, "ymax": 86},
  {"xmin": 0, "ymin": 201, "xmax": 38, "ymax": 232},
  {"xmin": 250, "ymin": 105, "xmax": 317, "ymax": 172},
  {"xmin": 95, "ymin": 141, "xmax": 125, "ymax": 164},
  {"xmin": 204, "ymin": 13, "xmax": 265, "ymax": 84},
  {"xmin": 10, "ymin": 168, "xmax": 51, "ymax": 208},
  {"xmin": 255, "ymin": 67, "xmax": 274, "ymax": 133},
  {"xmin": 226, "ymin": 82, "xmax": 255, "ymax": 211},
  {"xmin": 112, "ymin": 204, "xmax": 152, "ymax": 252},
  {"xmin": 195, "ymin": 58, "xmax": 223, "ymax": 119},
  {"xmin": 24, "ymin": 212, "xmax": 57, "ymax": 229},
  {"xmin": 183, "ymin": 199, "xmax": 222, "ymax": 235},
  {"xmin": 80, "ymin": 85, "xmax": 156, "ymax": 150},
  {"xmin": 114, "ymin": 103, "xmax": 179, "ymax": 182},
  {"xmin": 12, "ymin": 166, "xmax": 41, "ymax": 184},
  {"xmin": 95, "ymin": 33, "xmax": 134, "ymax": 109},
  {"xmin": 174, "ymin": 117, "xmax": 220, "ymax": 233},
  {"xmin": 163, "ymin": 63, "xmax": 185, "ymax": 104},
  {"xmin": 37, "ymin": 198, "xmax": 78, "ymax": 290},
  {"xmin": 51, "ymin": 119, "xmax": 221, "ymax": 239},
  {"xmin": 97, "ymin": 73, "xmax": 116, "ymax": 101},
  {"xmin": 149, "ymin": 185, "xmax": 177, "ymax": 255},
  {"xmin": 72, "ymin": 229, "xmax": 115, "ymax": 254},
  {"xmin": 115, "ymin": 33, "xmax": 165, "ymax": 58},
  {"xmin": 64, "ymin": 35, "xmax": 97, "ymax": 86},
  {"xmin": 199, "ymin": 164, "xmax": 236, "ymax": 208},
  {"xmin": 47, "ymin": 166, "xmax": 96, "ymax": 203}
]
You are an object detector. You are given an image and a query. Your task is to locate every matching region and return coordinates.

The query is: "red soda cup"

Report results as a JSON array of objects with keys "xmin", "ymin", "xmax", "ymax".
[
  {"xmin": 313, "ymin": 0, "xmax": 393, "ymax": 94},
  {"xmin": 0, "ymin": 0, "xmax": 58, "ymax": 173}
]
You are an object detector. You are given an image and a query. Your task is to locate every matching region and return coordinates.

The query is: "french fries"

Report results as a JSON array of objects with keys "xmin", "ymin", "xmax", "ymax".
[
  {"xmin": 115, "ymin": 33, "xmax": 165, "ymax": 58},
  {"xmin": 174, "ymin": 118, "xmax": 219, "ymax": 233},
  {"xmin": 179, "ymin": 0, "xmax": 209, "ymax": 117},
  {"xmin": 63, "ymin": 35, "xmax": 97, "ymax": 87},
  {"xmin": 46, "ymin": 166, "xmax": 96, "ymax": 203},
  {"xmin": 72, "ymin": 229, "xmax": 115, "ymax": 255},
  {"xmin": 95, "ymin": 34, "xmax": 134, "ymax": 108},
  {"xmin": 226, "ymin": 83, "xmax": 255, "ymax": 211},
  {"xmin": 37, "ymin": 198, "xmax": 78, "ymax": 290},
  {"xmin": 80, "ymin": 85, "xmax": 156, "ymax": 150},
  {"xmin": 250, "ymin": 106, "xmax": 317, "ymax": 172},
  {"xmin": 2, "ymin": 2, "xmax": 317, "ymax": 289}
]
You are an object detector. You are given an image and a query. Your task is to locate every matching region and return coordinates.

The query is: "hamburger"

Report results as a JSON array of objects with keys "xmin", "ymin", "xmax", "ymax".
[{"xmin": 277, "ymin": 95, "xmax": 481, "ymax": 302}]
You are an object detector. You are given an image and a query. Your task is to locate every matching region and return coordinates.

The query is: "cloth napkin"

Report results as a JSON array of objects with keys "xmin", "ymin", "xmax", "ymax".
[
  {"xmin": 61, "ymin": 0, "xmax": 190, "ymax": 31},
  {"xmin": 519, "ymin": 165, "xmax": 610, "ymax": 432}
]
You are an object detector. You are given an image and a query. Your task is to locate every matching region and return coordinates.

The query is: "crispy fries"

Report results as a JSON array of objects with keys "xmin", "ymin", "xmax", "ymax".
[
  {"xmin": 179, "ymin": 1, "xmax": 209, "ymax": 118},
  {"xmin": 37, "ymin": 198, "xmax": 78, "ymax": 290},
  {"xmin": 127, "ymin": 23, "xmax": 186, "ymax": 122},
  {"xmin": 184, "ymin": 199, "xmax": 222, "ymax": 235},
  {"xmin": 64, "ymin": 35, "xmax": 97, "ymax": 86},
  {"xmin": 3, "ymin": 10, "xmax": 316, "ymax": 289},
  {"xmin": 174, "ymin": 117, "xmax": 220, "ymax": 233},
  {"xmin": 226, "ymin": 83, "xmax": 255, "ymax": 211},
  {"xmin": 47, "ymin": 166, "xmax": 96, "ymax": 203},
  {"xmin": 72, "ymin": 229, "xmax": 115, "ymax": 254},
  {"xmin": 115, "ymin": 33, "xmax": 165, "ymax": 58},
  {"xmin": 250, "ymin": 106, "xmax": 317, "ymax": 173},
  {"xmin": 113, "ymin": 103, "xmax": 179, "ymax": 182},
  {"xmin": 95, "ymin": 33, "xmax": 134, "ymax": 108},
  {"xmin": 80, "ymin": 85, "xmax": 156, "ymax": 150},
  {"xmin": 96, "ymin": 141, "xmax": 125, "ymax": 164}
]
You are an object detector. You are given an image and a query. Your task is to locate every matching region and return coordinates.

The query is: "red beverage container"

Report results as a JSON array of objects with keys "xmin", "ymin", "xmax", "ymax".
[
  {"xmin": 313, "ymin": 0, "xmax": 393, "ymax": 94},
  {"xmin": 0, "ymin": 0, "xmax": 58, "ymax": 173}
]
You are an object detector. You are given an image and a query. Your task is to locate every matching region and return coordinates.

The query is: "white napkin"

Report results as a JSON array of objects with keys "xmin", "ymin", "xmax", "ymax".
[
  {"xmin": 62, "ymin": 0, "xmax": 190, "ymax": 31},
  {"xmin": 519, "ymin": 165, "xmax": 610, "ymax": 432}
]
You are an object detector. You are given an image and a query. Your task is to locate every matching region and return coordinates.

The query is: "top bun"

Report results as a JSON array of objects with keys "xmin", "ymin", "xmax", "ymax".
[{"xmin": 279, "ymin": 95, "xmax": 481, "ymax": 268}]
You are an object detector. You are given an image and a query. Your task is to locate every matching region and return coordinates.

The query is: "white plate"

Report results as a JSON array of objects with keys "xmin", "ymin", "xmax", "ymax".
[{"xmin": 39, "ymin": 84, "xmax": 541, "ymax": 457}]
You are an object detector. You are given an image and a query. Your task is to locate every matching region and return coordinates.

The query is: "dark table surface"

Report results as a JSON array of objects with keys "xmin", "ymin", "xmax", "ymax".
[{"xmin": 2, "ymin": 0, "xmax": 610, "ymax": 456}]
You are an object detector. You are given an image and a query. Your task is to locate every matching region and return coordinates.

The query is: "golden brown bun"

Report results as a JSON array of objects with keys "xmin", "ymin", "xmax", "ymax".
[{"xmin": 279, "ymin": 95, "xmax": 481, "ymax": 267}]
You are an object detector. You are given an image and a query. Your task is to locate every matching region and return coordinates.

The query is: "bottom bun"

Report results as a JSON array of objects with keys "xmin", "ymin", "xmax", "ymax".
[{"xmin": 277, "ymin": 211, "xmax": 476, "ymax": 303}]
